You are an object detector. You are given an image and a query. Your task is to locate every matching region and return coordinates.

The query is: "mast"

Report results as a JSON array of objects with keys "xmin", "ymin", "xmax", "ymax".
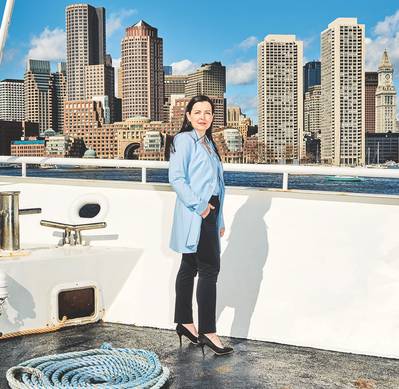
[{"xmin": 0, "ymin": 0, "xmax": 15, "ymax": 64}]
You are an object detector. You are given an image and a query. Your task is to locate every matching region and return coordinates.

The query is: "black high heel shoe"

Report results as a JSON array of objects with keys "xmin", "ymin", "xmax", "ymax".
[
  {"xmin": 198, "ymin": 333, "xmax": 234, "ymax": 356},
  {"xmin": 176, "ymin": 323, "xmax": 198, "ymax": 346}
]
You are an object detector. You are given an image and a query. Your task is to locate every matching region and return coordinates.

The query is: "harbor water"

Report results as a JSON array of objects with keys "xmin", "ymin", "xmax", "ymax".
[{"xmin": 1, "ymin": 167, "xmax": 399, "ymax": 196}]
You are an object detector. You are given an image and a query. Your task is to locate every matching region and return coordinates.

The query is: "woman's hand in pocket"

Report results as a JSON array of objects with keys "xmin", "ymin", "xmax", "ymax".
[{"xmin": 200, "ymin": 203, "xmax": 215, "ymax": 219}]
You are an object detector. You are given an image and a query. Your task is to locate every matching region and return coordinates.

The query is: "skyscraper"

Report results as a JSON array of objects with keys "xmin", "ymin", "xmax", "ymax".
[
  {"xmin": 185, "ymin": 62, "xmax": 226, "ymax": 128},
  {"xmin": 51, "ymin": 62, "xmax": 67, "ymax": 133},
  {"xmin": 303, "ymin": 85, "xmax": 322, "ymax": 162},
  {"xmin": 85, "ymin": 54, "xmax": 115, "ymax": 122},
  {"xmin": 163, "ymin": 65, "xmax": 173, "ymax": 76},
  {"xmin": 321, "ymin": 18, "xmax": 365, "ymax": 166},
  {"xmin": 258, "ymin": 35, "xmax": 303, "ymax": 163},
  {"xmin": 116, "ymin": 66, "xmax": 123, "ymax": 99},
  {"xmin": 24, "ymin": 59, "xmax": 53, "ymax": 132},
  {"xmin": 304, "ymin": 85, "xmax": 321, "ymax": 136},
  {"xmin": 0, "ymin": 79, "xmax": 24, "ymax": 121},
  {"xmin": 227, "ymin": 106, "xmax": 242, "ymax": 128},
  {"xmin": 303, "ymin": 61, "xmax": 321, "ymax": 93},
  {"xmin": 66, "ymin": 4, "xmax": 105, "ymax": 100},
  {"xmin": 163, "ymin": 74, "xmax": 187, "ymax": 122},
  {"xmin": 375, "ymin": 50, "xmax": 397, "ymax": 133},
  {"xmin": 365, "ymin": 72, "xmax": 378, "ymax": 133},
  {"xmin": 121, "ymin": 20, "xmax": 164, "ymax": 121},
  {"xmin": 164, "ymin": 75, "xmax": 187, "ymax": 101}
]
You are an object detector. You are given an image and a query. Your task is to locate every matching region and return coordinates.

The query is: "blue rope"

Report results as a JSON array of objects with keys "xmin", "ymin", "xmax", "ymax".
[{"xmin": 6, "ymin": 343, "xmax": 170, "ymax": 388}]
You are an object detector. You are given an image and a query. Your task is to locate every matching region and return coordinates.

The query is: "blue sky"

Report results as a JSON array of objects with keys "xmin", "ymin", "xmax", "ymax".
[{"xmin": 1, "ymin": 0, "xmax": 399, "ymax": 123}]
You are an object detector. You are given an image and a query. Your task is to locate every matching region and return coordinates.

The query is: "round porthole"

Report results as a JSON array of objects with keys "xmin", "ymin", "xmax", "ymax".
[
  {"xmin": 69, "ymin": 193, "xmax": 109, "ymax": 224},
  {"xmin": 79, "ymin": 203, "xmax": 101, "ymax": 218}
]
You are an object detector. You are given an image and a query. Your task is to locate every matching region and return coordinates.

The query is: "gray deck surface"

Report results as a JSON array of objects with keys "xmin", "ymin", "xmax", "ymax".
[{"xmin": 0, "ymin": 322, "xmax": 398, "ymax": 388}]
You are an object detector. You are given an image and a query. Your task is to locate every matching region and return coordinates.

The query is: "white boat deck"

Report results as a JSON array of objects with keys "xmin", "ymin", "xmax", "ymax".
[{"xmin": 0, "ymin": 174, "xmax": 398, "ymax": 361}]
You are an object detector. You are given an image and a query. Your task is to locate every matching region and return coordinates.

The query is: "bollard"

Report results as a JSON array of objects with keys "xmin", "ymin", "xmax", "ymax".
[
  {"xmin": 0, "ymin": 192, "xmax": 41, "ymax": 251},
  {"xmin": 0, "ymin": 191, "xmax": 20, "ymax": 251}
]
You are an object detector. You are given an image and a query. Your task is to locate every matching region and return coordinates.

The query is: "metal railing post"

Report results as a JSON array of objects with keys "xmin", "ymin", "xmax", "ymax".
[
  {"xmin": 282, "ymin": 172, "xmax": 289, "ymax": 191},
  {"xmin": 21, "ymin": 162, "xmax": 26, "ymax": 177},
  {"xmin": 142, "ymin": 167, "xmax": 147, "ymax": 183}
]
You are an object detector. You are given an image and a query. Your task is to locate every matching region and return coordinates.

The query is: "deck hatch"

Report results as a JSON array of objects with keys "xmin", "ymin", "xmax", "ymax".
[{"xmin": 58, "ymin": 287, "xmax": 95, "ymax": 320}]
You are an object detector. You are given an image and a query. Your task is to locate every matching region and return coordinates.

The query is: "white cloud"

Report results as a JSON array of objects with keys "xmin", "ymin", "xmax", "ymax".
[
  {"xmin": 107, "ymin": 9, "xmax": 137, "ymax": 36},
  {"xmin": 238, "ymin": 36, "xmax": 258, "ymax": 49},
  {"xmin": 113, "ymin": 58, "xmax": 121, "ymax": 68},
  {"xmin": 366, "ymin": 10, "xmax": 399, "ymax": 74},
  {"xmin": 171, "ymin": 59, "xmax": 198, "ymax": 75},
  {"xmin": 27, "ymin": 27, "xmax": 66, "ymax": 62},
  {"xmin": 374, "ymin": 10, "xmax": 399, "ymax": 36},
  {"xmin": 227, "ymin": 60, "xmax": 257, "ymax": 85}
]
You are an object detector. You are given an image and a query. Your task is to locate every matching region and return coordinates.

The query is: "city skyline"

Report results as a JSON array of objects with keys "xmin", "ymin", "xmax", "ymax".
[{"xmin": 0, "ymin": 1, "xmax": 399, "ymax": 123}]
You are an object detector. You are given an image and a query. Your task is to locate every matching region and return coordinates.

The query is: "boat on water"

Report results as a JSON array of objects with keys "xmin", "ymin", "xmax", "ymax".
[{"xmin": 326, "ymin": 175, "xmax": 364, "ymax": 182}]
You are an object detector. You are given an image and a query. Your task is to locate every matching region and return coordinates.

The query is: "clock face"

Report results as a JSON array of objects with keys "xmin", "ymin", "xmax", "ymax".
[{"xmin": 385, "ymin": 73, "xmax": 391, "ymax": 80}]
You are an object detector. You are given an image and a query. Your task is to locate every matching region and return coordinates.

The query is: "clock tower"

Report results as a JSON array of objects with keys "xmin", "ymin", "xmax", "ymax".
[{"xmin": 375, "ymin": 50, "xmax": 397, "ymax": 133}]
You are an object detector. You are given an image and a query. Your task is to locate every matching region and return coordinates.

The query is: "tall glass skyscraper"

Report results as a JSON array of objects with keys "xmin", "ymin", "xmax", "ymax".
[{"xmin": 303, "ymin": 61, "xmax": 321, "ymax": 93}]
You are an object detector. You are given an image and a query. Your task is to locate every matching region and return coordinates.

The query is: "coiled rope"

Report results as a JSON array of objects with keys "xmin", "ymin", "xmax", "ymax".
[
  {"xmin": 0, "ymin": 316, "xmax": 68, "ymax": 340},
  {"xmin": 6, "ymin": 343, "xmax": 170, "ymax": 389}
]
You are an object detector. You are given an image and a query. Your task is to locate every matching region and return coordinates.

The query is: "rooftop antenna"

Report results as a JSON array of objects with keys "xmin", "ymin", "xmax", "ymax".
[{"xmin": 0, "ymin": 0, "xmax": 15, "ymax": 64}]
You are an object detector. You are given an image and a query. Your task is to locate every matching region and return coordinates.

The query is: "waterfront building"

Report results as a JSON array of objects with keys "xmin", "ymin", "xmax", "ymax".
[
  {"xmin": 224, "ymin": 128, "xmax": 243, "ymax": 152},
  {"xmin": 140, "ymin": 130, "xmax": 164, "ymax": 160},
  {"xmin": 163, "ymin": 65, "xmax": 172, "ymax": 75},
  {"xmin": 375, "ymin": 50, "xmax": 397, "ymax": 133},
  {"xmin": 185, "ymin": 62, "xmax": 226, "ymax": 128},
  {"xmin": 114, "ymin": 97, "xmax": 122, "ymax": 122},
  {"xmin": 121, "ymin": 20, "xmax": 164, "ymax": 121},
  {"xmin": 366, "ymin": 132, "xmax": 399, "ymax": 164},
  {"xmin": 163, "ymin": 75, "xmax": 187, "ymax": 122},
  {"xmin": 51, "ymin": 62, "xmax": 67, "ymax": 133},
  {"xmin": 258, "ymin": 34, "xmax": 303, "ymax": 163},
  {"xmin": 0, "ymin": 79, "xmax": 24, "ymax": 121},
  {"xmin": 304, "ymin": 86, "xmax": 321, "ymax": 136},
  {"xmin": 227, "ymin": 106, "xmax": 242, "ymax": 129},
  {"xmin": 243, "ymin": 135, "xmax": 260, "ymax": 163},
  {"xmin": 321, "ymin": 18, "xmax": 365, "ymax": 166},
  {"xmin": 171, "ymin": 97, "xmax": 190, "ymax": 128},
  {"xmin": 0, "ymin": 120, "xmax": 39, "ymax": 155},
  {"xmin": 365, "ymin": 72, "xmax": 378, "ymax": 133},
  {"xmin": 303, "ymin": 85, "xmax": 321, "ymax": 161},
  {"xmin": 24, "ymin": 59, "xmax": 53, "ymax": 132},
  {"xmin": 227, "ymin": 106, "xmax": 251, "ymax": 140},
  {"xmin": 11, "ymin": 139, "xmax": 45, "ymax": 157},
  {"xmin": 238, "ymin": 117, "xmax": 252, "ymax": 141},
  {"xmin": 303, "ymin": 61, "xmax": 321, "ymax": 93},
  {"xmin": 84, "ymin": 54, "xmax": 115, "ymax": 123},
  {"xmin": 116, "ymin": 66, "xmax": 123, "ymax": 99},
  {"xmin": 45, "ymin": 135, "xmax": 85, "ymax": 157},
  {"xmin": 115, "ymin": 117, "xmax": 149, "ymax": 159},
  {"xmin": 66, "ymin": 4, "xmax": 105, "ymax": 100},
  {"xmin": 64, "ymin": 99, "xmax": 116, "ymax": 159},
  {"xmin": 211, "ymin": 128, "xmax": 243, "ymax": 163}
]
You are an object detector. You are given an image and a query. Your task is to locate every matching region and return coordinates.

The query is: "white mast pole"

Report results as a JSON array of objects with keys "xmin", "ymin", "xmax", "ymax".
[{"xmin": 0, "ymin": 0, "xmax": 15, "ymax": 64}]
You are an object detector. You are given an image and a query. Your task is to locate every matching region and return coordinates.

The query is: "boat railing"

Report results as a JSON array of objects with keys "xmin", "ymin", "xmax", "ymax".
[{"xmin": 1, "ymin": 156, "xmax": 399, "ymax": 191}]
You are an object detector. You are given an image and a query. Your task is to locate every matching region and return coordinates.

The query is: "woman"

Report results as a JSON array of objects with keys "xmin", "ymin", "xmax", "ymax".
[{"xmin": 169, "ymin": 95, "xmax": 233, "ymax": 356}]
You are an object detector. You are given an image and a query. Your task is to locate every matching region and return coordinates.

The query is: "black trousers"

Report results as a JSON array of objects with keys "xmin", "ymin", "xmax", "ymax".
[{"xmin": 174, "ymin": 195, "xmax": 220, "ymax": 334}]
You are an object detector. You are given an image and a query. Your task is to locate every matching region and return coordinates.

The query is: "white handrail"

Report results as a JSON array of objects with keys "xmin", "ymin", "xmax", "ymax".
[
  {"xmin": 0, "ymin": 0, "xmax": 15, "ymax": 63},
  {"xmin": 1, "ymin": 156, "xmax": 399, "ymax": 189}
]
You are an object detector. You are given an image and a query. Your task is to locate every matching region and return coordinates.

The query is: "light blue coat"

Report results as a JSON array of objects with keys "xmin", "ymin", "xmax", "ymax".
[{"xmin": 169, "ymin": 130, "xmax": 225, "ymax": 253}]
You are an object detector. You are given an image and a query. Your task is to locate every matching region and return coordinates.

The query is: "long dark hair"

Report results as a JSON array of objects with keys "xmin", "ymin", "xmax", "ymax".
[{"xmin": 170, "ymin": 95, "xmax": 221, "ymax": 161}]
